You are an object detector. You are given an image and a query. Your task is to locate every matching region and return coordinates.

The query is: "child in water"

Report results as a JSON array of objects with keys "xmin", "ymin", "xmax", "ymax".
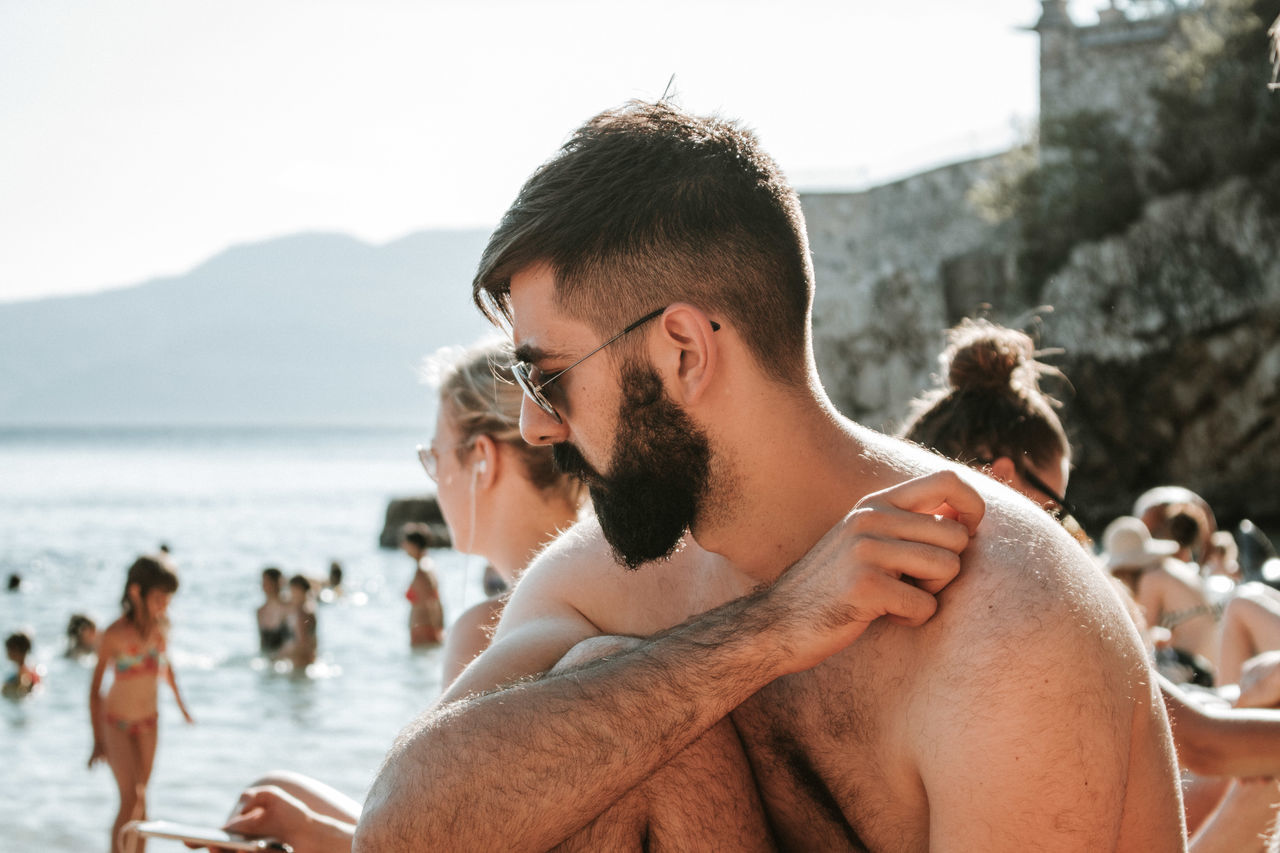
[
  {"xmin": 281, "ymin": 573, "xmax": 317, "ymax": 671},
  {"xmin": 4, "ymin": 631, "xmax": 41, "ymax": 698},
  {"xmin": 88, "ymin": 554, "xmax": 194, "ymax": 853},
  {"xmin": 66, "ymin": 612, "xmax": 99, "ymax": 659}
]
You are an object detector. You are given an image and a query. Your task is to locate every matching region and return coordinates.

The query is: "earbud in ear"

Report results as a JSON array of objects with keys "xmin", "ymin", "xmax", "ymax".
[{"xmin": 475, "ymin": 459, "xmax": 487, "ymax": 474}]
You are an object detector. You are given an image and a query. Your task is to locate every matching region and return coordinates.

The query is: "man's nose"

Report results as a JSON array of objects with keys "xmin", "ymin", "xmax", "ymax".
[{"xmin": 520, "ymin": 395, "xmax": 569, "ymax": 446}]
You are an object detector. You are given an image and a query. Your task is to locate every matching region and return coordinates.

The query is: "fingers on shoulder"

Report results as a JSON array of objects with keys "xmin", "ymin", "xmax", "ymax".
[
  {"xmin": 873, "ymin": 469, "xmax": 986, "ymax": 532},
  {"xmin": 842, "ymin": 534, "xmax": 964, "ymax": 588}
]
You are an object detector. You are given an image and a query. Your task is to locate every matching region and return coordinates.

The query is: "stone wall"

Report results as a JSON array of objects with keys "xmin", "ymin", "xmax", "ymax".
[
  {"xmin": 800, "ymin": 164, "xmax": 1280, "ymax": 531},
  {"xmin": 1036, "ymin": 1, "xmax": 1194, "ymax": 152},
  {"xmin": 802, "ymin": 156, "xmax": 1019, "ymax": 431}
]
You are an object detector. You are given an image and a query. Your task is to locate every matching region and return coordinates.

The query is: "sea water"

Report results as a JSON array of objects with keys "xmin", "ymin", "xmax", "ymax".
[{"xmin": 0, "ymin": 425, "xmax": 482, "ymax": 852}]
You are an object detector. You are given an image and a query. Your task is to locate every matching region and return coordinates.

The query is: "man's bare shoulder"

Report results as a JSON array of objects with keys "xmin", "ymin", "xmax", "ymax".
[
  {"xmin": 868, "ymin": 433, "xmax": 1143, "ymax": 663},
  {"xmin": 511, "ymin": 517, "xmax": 746, "ymax": 638},
  {"xmin": 911, "ymin": 489, "xmax": 1152, "ymax": 712},
  {"xmin": 515, "ymin": 516, "xmax": 634, "ymax": 599}
]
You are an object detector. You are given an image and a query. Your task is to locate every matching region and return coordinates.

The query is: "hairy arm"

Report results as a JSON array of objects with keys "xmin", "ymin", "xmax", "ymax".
[
  {"xmin": 355, "ymin": 472, "xmax": 983, "ymax": 853},
  {"xmin": 918, "ymin": 526, "xmax": 1184, "ymax": 851}
]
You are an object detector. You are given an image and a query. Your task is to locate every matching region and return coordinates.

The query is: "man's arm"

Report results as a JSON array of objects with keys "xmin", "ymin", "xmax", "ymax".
[{"xmin": 355, "ymin": 471, "xmax": 984, "ymax": 853}]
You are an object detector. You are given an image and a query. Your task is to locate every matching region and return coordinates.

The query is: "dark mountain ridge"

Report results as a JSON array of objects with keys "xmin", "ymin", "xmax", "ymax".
[{"xmin": 0, "ymin": 229, "xmax": 496, "ymax": 426}]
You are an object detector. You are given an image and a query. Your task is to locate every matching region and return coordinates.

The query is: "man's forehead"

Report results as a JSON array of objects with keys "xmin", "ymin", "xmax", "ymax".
[{"xmin": 508, "ymin": 262, "xmax": 580, "ymax": 360}]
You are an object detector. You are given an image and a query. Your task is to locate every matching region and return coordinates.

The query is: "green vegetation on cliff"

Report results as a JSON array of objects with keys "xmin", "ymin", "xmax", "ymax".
[{"xmin": 972, "ymin": 0, "xmax": 1280, "ymax": 292}]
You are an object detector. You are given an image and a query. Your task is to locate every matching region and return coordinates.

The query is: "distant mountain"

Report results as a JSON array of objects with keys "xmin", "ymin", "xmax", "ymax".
[{"xmin": 0, "ymin": 230, "xmax": 498, "ymax": 426}]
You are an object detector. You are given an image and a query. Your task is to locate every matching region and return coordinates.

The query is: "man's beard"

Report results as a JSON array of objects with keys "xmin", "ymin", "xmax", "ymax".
[{"xmin": 553, "ymin": 362, "xmax": 712, "ymax": 570}]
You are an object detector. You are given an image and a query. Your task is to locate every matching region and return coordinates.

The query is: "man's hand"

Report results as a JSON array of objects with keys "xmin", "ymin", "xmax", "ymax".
[
  {"xmin": 212, "ymin": 786, "xmax": 351, "ymax": 853},
  {"xmin": 766, "ymin": 470, "xmax": 984, "ymax": 675}
]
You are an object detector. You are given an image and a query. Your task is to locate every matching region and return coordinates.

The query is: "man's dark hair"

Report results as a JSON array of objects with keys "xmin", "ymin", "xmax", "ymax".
[
  {"xmin": 474, "ymin": 100, "xmax": 814, "ymax": 385},
  {"xmin": 262, "ymin": 566, "xmax": 283, "ymax": 584}
]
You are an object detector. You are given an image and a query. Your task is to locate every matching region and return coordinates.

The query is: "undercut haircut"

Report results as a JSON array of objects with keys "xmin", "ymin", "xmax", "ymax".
[{"xmin": 474, "ymin": 100, "xmax": 815, "ymax": 385}]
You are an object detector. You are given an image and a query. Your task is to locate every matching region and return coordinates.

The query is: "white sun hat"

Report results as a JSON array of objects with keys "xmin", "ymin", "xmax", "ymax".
[{"xmin": 1102, "ymin": 515, "xmax": 1179, "ymax": 572}]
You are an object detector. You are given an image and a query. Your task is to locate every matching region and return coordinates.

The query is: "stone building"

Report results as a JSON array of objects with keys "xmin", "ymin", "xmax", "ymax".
[
  {"xmin": 1036, "ymin": 0, "xmax": 1199, "ymax": 151},
  {"xmin": 802, "ymin": 0, "xmax": 1280, "ymax": 531}
]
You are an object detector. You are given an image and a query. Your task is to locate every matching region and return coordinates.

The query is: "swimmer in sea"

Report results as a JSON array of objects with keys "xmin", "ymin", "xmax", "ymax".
[
  {"xmin": 398, "ymin": 524, "xmax": 444, "ymax": 647},
  {"xmin": 280, "ymin": 574, "xmax": 317, "ymax": 671},
  {"xmin": 256, "ymin": 567, "xmax": 291, "ymax": 656},
  {"xmin": 4, "ymin": 631, "xmax": 41, "ymax": 698}
]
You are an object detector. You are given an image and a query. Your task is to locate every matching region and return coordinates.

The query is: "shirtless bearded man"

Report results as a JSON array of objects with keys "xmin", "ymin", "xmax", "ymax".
[{"xmin": 357, "ymin": 102, "xmax": 1184, "ymax": 851}]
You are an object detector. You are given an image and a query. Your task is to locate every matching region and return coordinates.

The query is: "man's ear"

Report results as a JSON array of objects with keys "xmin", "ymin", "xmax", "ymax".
[{"xmin": 654, "ymin": 303, "xmax": 719, "ymax": 405}]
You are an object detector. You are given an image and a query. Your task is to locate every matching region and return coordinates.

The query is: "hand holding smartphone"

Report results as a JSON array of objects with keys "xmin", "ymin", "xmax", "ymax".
[{"xmin": 122, "ymin": 819, "xmax": 293, "ymax": 851}]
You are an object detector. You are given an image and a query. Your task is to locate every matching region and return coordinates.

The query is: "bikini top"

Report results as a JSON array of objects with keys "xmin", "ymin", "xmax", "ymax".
[
  {"xmin": 115, "ymin": 644, "xmax": 166, "ymax": 679},
  {"xmin": 405, "ymin": 573, "xmax": 440, "ymax": 604},
  {"xmin": 1158, "ymin": 602, "xmax": 1222, "ymax": 631},
  {"xmin": 259, "ymin": 621, "xmax": 292, "ymax": 653}
]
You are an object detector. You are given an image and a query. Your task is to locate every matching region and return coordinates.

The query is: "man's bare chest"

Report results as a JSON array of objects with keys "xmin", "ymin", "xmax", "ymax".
[{"xmin": 729, "ymin": 644, "xmax": 930, "ymax": 852}]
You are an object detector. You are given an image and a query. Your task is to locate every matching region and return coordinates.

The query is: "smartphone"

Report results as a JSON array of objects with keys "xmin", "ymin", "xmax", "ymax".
[{"xmin": 123, "ymin": 819, "xmax": 292, "ymax": 851}]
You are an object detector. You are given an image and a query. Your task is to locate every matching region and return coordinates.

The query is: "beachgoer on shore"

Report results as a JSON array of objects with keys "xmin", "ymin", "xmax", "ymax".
[
  {"xmin": 421, "ymin": 338, "xmax": 586, "ymax": 685},
  {"xmin": 88, "ymin": 553, "xmax": 194, "ymax": 853},
  {"xmin": 1102, "ymin": 514, "xmax": 1220, "ymax": 680}
]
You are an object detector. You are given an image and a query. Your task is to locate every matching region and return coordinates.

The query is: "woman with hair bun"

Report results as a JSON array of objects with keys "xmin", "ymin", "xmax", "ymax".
[{"xmin": 901, "ymin": 317, "xmax": 1075, "ymax": 529}]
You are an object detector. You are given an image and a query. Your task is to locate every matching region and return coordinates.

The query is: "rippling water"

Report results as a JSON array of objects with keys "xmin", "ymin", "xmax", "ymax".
[{"xmin": 0, "ymin": 426, "xmax": 483, "ymax": 852}]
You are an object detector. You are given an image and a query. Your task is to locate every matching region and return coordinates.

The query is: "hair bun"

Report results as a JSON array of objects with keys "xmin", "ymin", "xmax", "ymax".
[{"xmin": 944, "ymin": 319, "xmax": 1037, "ymax": 393}]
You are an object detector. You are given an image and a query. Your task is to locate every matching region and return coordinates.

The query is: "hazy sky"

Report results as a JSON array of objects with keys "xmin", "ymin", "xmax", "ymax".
[{"xmin": 0, "ymin": 0, "xmax": 1098, "ymax": 303}]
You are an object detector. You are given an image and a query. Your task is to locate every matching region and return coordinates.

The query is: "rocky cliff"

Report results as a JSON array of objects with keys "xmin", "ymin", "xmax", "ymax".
[{"xmin": 801, "ymin": 163, "xmax": 1280, "ymax": 532}]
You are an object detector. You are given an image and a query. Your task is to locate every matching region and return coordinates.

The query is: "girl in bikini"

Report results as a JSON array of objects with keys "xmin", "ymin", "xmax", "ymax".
[
  {"xmin": 399, "ymin": 524, "xmax": 445, "ymax": 647},
  {"xmin": 88, "ymin": 553, "xmax": 194, "ymax": 853}
]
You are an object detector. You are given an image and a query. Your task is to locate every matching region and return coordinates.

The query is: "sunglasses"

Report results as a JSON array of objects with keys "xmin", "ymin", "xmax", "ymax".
[
  {"xmin": 512, "ymin": 306, "xmax": 719, "ymax": 424},
  {"xmin": 415, "ymin": 435, "xmax": 476, "ymax": 483},
  {"xmin": 978, "ymin": 456, "xmax": 1078, "ymax": 519},
  {"xmin": 1019, "ymin": 465, "xmax": 1078, "ymax": 519}
]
